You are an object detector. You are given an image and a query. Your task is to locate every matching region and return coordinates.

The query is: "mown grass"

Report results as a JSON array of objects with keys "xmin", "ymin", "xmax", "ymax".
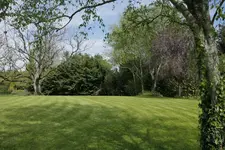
[{"xmin": 0, "ymin": 96, "xmax": 200, "ymax": 150}]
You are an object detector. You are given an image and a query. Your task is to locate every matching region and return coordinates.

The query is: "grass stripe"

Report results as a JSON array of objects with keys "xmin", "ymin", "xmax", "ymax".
[{"xmin": 0, "ymin": 96, "xmax": 200, "ymax": 150}]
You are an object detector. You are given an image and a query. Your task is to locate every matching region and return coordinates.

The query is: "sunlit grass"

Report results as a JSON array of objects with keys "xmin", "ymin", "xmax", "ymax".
[{"xmin": 0, "ymin": 96, "xmax": 200, "ymax": 150}]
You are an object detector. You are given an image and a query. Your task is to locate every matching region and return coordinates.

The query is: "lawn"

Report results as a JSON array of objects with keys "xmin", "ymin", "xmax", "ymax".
[{"xmin": 0, "ymin": 96, "xmax": 200, "ymax": 150}]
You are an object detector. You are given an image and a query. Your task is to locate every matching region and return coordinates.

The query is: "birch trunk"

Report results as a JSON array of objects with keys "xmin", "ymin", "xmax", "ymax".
[
  {"xmin": 33, "ymin": 75, "xmax": 42, "ymax": 95},
  {"xmin": 150, "ymin": 64, "xmax": 161, "ymax": 92},
  {"xmin": 140, "ymin": 60, "xmax": 144, "ymax": 94}
]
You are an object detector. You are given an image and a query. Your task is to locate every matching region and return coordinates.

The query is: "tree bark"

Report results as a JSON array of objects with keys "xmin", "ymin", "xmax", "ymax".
[
  {"xmin": 140, "ymin": 66, "xmax": 144, "ymax": 94},
  {"xmin": 151, "ymin": 72, "xmax": 157, "ymax": 92},
  {"xmin": 195, "ymin": 30, "xmax": 224, "ymax": 149},
  {"xmin": 167, "ymin": 0, "xmax": 224, "ymax": 149},
  {"xmin": 33, "ymin": 76, "xmax": 42, "ymax": 95},
  {"xmin": 178, "ymin": 84, "xmax": 182, "ymax": 97},
  {"xmin": 204, "ymin": 37, "xmax": 220, "ymax": 105},
  {"xmin": 151, "ymin": 79, "xmax": 157, "ymax": 92},
  {"xmin": 132, "ymin": 71, "xmax": 137, "ymax": 94},
  {"xmin": 140, "ymin": 60, "xmax": 144, "ymax": 94},
  {"xmin": 150, "ymin": 64, "xmax": 161, "ymax": 92}
]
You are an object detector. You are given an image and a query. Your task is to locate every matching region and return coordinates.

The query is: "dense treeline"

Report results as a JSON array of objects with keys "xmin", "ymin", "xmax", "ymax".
[
  {"xmin": 0, "ymin": 52, "xmax": 199, "ymax": 97},
  {"xmin": 106, "ymin": 6, "xmax": 199, "ymax": 97},
  {"xmin": 0, "ymin": 5, "xmax": 224, "ymax": 98}
]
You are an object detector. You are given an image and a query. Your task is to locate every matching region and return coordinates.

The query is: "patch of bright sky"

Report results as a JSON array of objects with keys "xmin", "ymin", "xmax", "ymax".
[{"xmin": 63, "ymin": 0, "xmax": 153, "ymax": 56}]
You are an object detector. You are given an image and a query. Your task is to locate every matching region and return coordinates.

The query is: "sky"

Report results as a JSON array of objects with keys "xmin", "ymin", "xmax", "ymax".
[
  {"xmin": 62, "ymin": 0, "xmax": 152, "ymax": 56},
  {"xmin": 62, "ymin": 2, "xmax": 127, "ymax": 56}
]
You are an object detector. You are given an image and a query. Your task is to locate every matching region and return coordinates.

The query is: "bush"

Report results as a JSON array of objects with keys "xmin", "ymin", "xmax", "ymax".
[
  {"xmin": 42, "ymin": 54, "xmax": 111, "ymax": 95},
  {"xmin": 156, "ymin": 78, "xmax": 178, "ymax": 97},
  {"xmin": 0, "ymin": 83, "xmax": 10, "ymax": 95},
  {"xmin": 124, "ymin": 80, "xmax": 140, "ymax": 96},
  {"xmin": 156, "ymin": 77, "xmax": 198, "ymax": 97}
]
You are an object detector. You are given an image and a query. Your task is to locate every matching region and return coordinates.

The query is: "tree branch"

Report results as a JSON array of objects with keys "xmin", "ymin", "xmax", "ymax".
[
  {"xmin": 56, "ymin": 0, "xmax": 116, "ymax": 31},
  {"xmin": 211, "ymin": 0, "xmax": 225, "ymax": 24},
  {"xmin": 169, "ymin": 0, "xmax": 196, "ymax": 27}
]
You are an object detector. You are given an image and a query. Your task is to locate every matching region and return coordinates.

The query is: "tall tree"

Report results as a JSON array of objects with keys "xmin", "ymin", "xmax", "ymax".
[
  {"xmin": 108, "ymin": 6, "xmax": 160, "ymax": 94},
  {"xmin": 164, "ymin": 0, "xmax": 225, "ymax": 149},
  {"xmin": 0, "ymin": 22, "xmax": 24, "ymax": 83},
  {"xmin": 17, "ymin": 28, "xmax": 64, "ymax": 95},
  {"xmin": 150, "ymin": 26, "xmax": 194, "ymax": 93}
]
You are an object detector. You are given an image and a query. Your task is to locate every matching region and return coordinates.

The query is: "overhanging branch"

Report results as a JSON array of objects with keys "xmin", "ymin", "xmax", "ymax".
[
  {"xmin": 56, "ymin": 0, "xmax": 116, "ymax": 31},
  {"xmin": 169, "ymin": 0, "xmax": 196, "ymax": 27},
  {"xmin": 211, "ymin": 0, "xmax": 225, "ymax": 24}
]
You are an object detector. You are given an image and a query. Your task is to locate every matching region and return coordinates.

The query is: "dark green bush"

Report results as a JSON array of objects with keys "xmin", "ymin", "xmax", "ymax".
[{"xmin": 0, "ymin": 83, "xmax": 10, "ymax": 95}]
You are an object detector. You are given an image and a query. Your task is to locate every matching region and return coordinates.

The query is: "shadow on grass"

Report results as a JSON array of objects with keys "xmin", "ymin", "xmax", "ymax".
[{"xmin": 0, "ymin": 103, "xmax": 199, "ymax": 150}]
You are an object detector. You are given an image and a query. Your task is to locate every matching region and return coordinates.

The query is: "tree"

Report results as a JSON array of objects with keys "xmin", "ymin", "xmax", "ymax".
[
  {"xmin": 218, "ymin": 25, "xmax": 225, "ymax": 74},
  {"xmin": 17, "ymin": 28, "xmax": 64, "ymax": 95},
  {"xmin": 0, "ymin": 0, "xmax": 14, "ymax": 20},
  {"xmin": 63, "ymin": 32, "xmax": 92, "ymax": 60},
  {"xmin": 164, "ymin": 1, "xmax": 225, "ymax": 149},
  {"xmin": 150, "ymin": 26, "xmax": 194, "ymax": 94},
  {"xmin": 108, "ymin": 5, "xmax": 193, "ymax": 95},
  {"xmin": 0, "ymin": 22, "xmax": 24, "ymax": 83},
  {"xmin": 108, "ymin": 6, "xmax": 158, "ymax": 94},
  {"xmin": 218, "ymin": 24, "xmax": 225, "ymax": 54},
  {"xmin": 2, "ymin": 0, "xmax": 117, "ymax": 33},
  {"xmin": 42, "ymin": 54, "xmax": 111, "ymax": 95},
  {"xmin": 109, "ymin": 29, "xmax": 150, "ymax": 93}
]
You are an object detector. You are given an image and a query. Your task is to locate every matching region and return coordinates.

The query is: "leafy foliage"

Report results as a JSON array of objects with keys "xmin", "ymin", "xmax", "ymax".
[
  {"xmin": 107, "ymin": 5, "xmax": 197, "ymax": 97},
  {"xmin": 42, "ymin": 54, "xmax": 111, "ymax": 95}
]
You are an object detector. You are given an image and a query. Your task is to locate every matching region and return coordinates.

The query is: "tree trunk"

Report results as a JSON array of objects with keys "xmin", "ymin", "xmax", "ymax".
[
  {"xmin": 151, "ymin": 79, "xmax": 157, "ymax": 92},
  {"xmin": 132, "ymin": 72, "xmax": 137, "ymax": 95},
  {"xmin": 38, "ymin": 82, "xmax": 42, "ymax": 94},
  {"xmin": 141, "ymin": 80, "xmax": 144, "ymax": 94},
  {"xmin": 150, "ymin": 69, "xmax": 155, "ymax": 92},
  {"xmin": 178, "ymin": 84, "xmax": 182, "ymax": 97},
  {"xmin": 140, "ymin": 60, "xmax": 144, "ymax": 94},
  {"xmin": 166, "ymin": 0, "xmax": 225, "ymax": 148},
  {"xmin": 140, "ymin": 69, "xmax": 144, "ymax": 94},
  {"xmin": 196, "ymin": 32, "xmax": 224, "ymax": 149},
  {"xmin": 151, "ymin": 64, "xmax": 161, "ymax": 92},
  {"xmin": 151, "ymin": 73, "xmax": 157, "ymax": 92},
  {"xmin": 33, "ymin": 78, "xmax": 42, "ymax": 95}
]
